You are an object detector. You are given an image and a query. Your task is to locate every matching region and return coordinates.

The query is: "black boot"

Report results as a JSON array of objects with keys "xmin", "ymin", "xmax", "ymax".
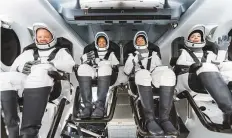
[
  {"xmin": 20, "ymin": 87, "xmax": 51, "ymax": 137},
  {"xmin": 223, "ymin": 112, "xmax": 232, "ymax": 129},
  {"xmin": 159, "ymin": 86, "xmax": 179, "ymax": 135},
  {"xmin": 198, "ymin": 72, "xmax": 232, "ymax": 127},
  {"xmin": 1, "ymin": 90, "xmax": 19, "ymax": 138},
  {"xmin": 78, "ymin": 76, "xmax": 92, "ymax": 118},
  {"xmin": 137, "ymin": 85, "xmax": 164, "ymax": 136},
  {"xmin": 92, "ymin": 76, "xmax": 111, "ymax": 118}
]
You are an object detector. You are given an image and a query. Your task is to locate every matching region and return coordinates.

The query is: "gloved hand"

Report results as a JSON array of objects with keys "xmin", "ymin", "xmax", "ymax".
[
  {"xmin": 86, "ymin": 51, "xmax": 95, "ymax": 61},
  {"xmin": 22, "ymin": 60, "xmax": 41, "ymax": 75},
  {"xmin": 215, "ymin": 35, "xmax": 231, "ymax": 51},
  {"xmin": 189, "ymin": 62, "xmax": 202, "ymax": 73}
]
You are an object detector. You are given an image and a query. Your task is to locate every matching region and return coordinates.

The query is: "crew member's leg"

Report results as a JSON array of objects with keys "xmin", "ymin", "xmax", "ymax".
[
  {"xmin": 135, "ymin": 69, "xmax": 164, "ymax": 136},
  {"xmin": 151, "ymin": 66, "xmax": 179, "ymax": 135},
  {"xmin": 77, "ymin": 64, "xmax": 95, "ymax": 118}
]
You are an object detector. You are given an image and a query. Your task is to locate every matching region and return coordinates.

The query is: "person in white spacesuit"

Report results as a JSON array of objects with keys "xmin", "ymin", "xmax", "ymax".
[
  {"xmin": 208, "ymin": 27, "xmax": 232, "ymax": 88},
  {"xmin": 175, "ymin": 24, "xmax": 232, "ymax": 128},
  {"xmin": 124, "ymin": 31, "xmax": 179, "ymax": 136},
  {"xmin": 0, "ymin": 23, "xmax": 75, "ymax": 138},
  {"xmin": 77, "ymin": 32, "xmax": 119, "ymax": 118}
]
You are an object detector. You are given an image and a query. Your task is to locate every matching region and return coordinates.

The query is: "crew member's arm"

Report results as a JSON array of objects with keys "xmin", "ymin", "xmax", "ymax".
[
  {"xmin": 124, "ymin": 54, "xmax": 135, "ymax": 76},
  {"xmin": 51, "ymin": 48, "xmax": 75, "ymax": 73},
  {"xmin": 10, "ymin": 50, "xmax": 33, "ymax": 72}
]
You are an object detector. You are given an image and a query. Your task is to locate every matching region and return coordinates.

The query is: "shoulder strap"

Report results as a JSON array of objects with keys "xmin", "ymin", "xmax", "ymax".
[
  {"xmin": 201, "ymin": 51, "xmax": 208, "ymax": 62},
  {"xmin": 104, "ymin": 50, "xmax": 112, "ymax": 60},
  {"xmin": 48, "ymin": 48, "xmax": 61, "ymax": 61},
  {"xmin": 93, "ymin": 49, "xmax": 99, "ymax": 58},
  {"xmin": 184, "ymin": 47, "xmax": 201, "ymax": 64},
  {"xmin": 133, "ymin": 52, "xmax": 145, "ymax": 69},
  {"xmin": 146, "ymin": 50, "xmax": 153, "ymax": 71},
  {"xmin": 33, "ymin": 49, "xmax": 39, "ymax": 60}
]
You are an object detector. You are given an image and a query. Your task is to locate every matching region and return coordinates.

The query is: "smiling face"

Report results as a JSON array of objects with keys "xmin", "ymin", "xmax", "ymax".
[
  {"xmin": 97, "ymin": 37, "xmax": 107, "ymax": 48},
  {"xmin": 36, "ymin": 28, "xmax": 53, "ymax": 44},
  {"xmin": 189, "ymin": 32, "xmax": 202, "ymax": 43},
  {"xmin": 136, "ymin": 36, "xmax": 146, "ymax": 46}
]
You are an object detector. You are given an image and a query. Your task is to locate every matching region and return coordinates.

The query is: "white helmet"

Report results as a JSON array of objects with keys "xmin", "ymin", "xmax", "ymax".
[
  {"xmin": 133, "ymin": 31, "xmax": 148, "ymax": 50},
  {"xmin": 184, "ymin": 24, "xmax": 206, "ymax": 48},
  {"xmin": 33, "ymin": 23, "xmax": 57, "ymax": 50},
  {"xmin": 95, "ymin": 32, "xmax": 109, "ymax": 51}
]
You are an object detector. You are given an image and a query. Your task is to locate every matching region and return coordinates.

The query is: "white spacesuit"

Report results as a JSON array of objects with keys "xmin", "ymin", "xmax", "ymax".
[
  {"xmin": 0, "ymin": 23, "xmax": 75, "ymax": 138},
  {"xmin": 124, "ymin": 31, "xmax": 179, "ymax": 136},
  {"xmin": 175, "ymin": 24, "xmax": 232, "ymax": 128},
  {"xmin": 77, "ymin": 32, "xmax": 119, "ymax": 118},
  {"xmin": 207, "ymin": 23, "xmax": 232, "ymax": 86}
]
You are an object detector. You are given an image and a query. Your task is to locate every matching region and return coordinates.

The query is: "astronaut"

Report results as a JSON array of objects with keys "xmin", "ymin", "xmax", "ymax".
[
  {"xmin": 0, "ymin": 23, "xmax": 75, "ymax": 138},
  {"xmin": 175, "ymin": 24, "xmax": 232, "ymax": 128},
  {"xmin": 207, "ymin": 24, "xmax": 232, "ymax": 87},
  {"xmin": 77, "ymin": 32, "xmax": 119, "ymax": 118},
  {"xmin": 124, "ymin": 31, "xmax": 179, "ymax": 136}
]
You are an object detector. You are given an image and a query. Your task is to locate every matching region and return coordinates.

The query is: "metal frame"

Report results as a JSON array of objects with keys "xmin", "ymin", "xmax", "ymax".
[
  {"xmin": 72, "ymin": 86, "xmax": 118, "ymax": 123},
  {"xmin": 177, "ymin": 91, "xmax": 226, "ymax": 132},
  {"xmin": 60, "ymin": 86, "xmax": 119, "ymax": 137}
]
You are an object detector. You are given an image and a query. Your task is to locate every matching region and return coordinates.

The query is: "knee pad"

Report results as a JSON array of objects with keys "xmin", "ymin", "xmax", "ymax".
[
  {"xmin": 98, "ymin": 65, "xmax": 112, "ymax": 76},
  {"xmin": 78, "ymin": 64, "xmax": 95, "ymax": 77},
  {"xmin": 135, "ymin": 69, "xmax": 152, "ymax": 86},
  {"xmin": 196, "ymin": 63, "xmax": 219, "ymax": 75},
  {"xmin": 0, "ymin": 72, "xmax": 26, "ymax": 91},
  {"xmin": 152, "ymin": 68, "xmax": 176, "ymax": 88},
  {"xmin": 218, "ymin": 62, "xmax": 232, "ymax": 71}
]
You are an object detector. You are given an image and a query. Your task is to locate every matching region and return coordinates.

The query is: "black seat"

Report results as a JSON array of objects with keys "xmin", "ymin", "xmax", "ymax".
[
  {"xmin": 123, "ymin": 40, "xmax": 161, "ymax": 64},
  {"xmin": 80, "ymin": 41, "xmax": 120, "ymax": 86},
  {"xmin": 18, "ymin": 37, "xmax": 73, "ymax": 105}
]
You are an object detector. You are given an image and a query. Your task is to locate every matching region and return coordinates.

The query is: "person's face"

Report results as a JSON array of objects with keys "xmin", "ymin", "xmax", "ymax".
[
  {"xmin": 189, "ymin": 32, "xmax": 202, "ymax": 43},
  {"xmin": 36, "ymin": 28, "xmax": 53, "ymax": 44},
  {"xmin": 136, "ymin": 36, "xmax": 146, "ymax": 46},
  {"xmin": 98, "ymin": 37, "xmax": 107, "ymax": 48}
]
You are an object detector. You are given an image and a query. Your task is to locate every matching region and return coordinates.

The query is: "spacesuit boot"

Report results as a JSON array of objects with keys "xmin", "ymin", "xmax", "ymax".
[
  {"xmin": 198, "ymin": 72, "xmax": 232, "ymax": 128},
  {"xmin": 1, "ymin": 90, "xmax": 20, "ymax": 138},
  {"xmin": 159, "ymin": 86, "xmax": 180, "ymax": 135},
  {"xmin": 78, "ymin": 76, "xmax": 93, "ymax": 118},
  {"xmin": 92, "ymin": 76, "xmax": 111, "ymax": 118},
  {"xmin": 137, "ymin": 85, "xmax": 164, "ymax": 136}
]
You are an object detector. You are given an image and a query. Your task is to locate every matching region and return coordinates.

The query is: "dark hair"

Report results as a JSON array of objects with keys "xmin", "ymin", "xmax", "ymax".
[
  {"xmin": 97, "ymin": 36, "xmax": 107, "ymax": 44},
  {"xmin": 188, "ymin": 30, "xmax": 204, "ymax": 42},
  {"xmin": 136, "ymin": 35, "xmax": 147, "ymax": 43}
]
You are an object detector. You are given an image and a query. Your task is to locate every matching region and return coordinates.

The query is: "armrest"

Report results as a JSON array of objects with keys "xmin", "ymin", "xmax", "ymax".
[{"xmin": 48, "ymin": 71, "xmax": 67, "ymax": 80}]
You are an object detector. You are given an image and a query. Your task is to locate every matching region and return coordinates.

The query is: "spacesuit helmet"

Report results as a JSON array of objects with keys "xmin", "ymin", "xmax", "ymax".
[
  {"xmin": 95, "ymin": 32, "xmax": 109, "ymax": 51},
  {"xmin": 185, "ymin": 25, "xmax": 206, "ymax": 48},
  {"xmin": 133, "ymin": 31, "xmax": 148, "ymax": 50},
  {"xmin": 33, "ymin": 23, "xmax": 57, "ymax": 50}
]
